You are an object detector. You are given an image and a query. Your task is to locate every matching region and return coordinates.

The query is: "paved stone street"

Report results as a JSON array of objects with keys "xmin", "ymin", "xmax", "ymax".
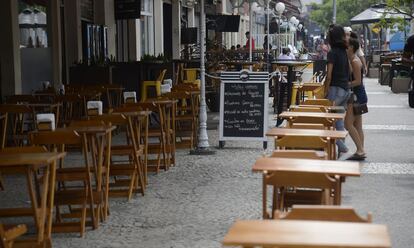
[{"xmin": 1, "ymin": 77, "xmax": 413, "ymax": 248}]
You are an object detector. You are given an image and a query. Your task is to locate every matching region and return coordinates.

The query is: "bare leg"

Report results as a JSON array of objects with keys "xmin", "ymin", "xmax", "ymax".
[
  {"xmin": 354, "ymin": 115, "xmax": 365, "ymax": 154},
  {"xmin": 345, "ymin": 104, "xmax": 364, "ymax": 154}
]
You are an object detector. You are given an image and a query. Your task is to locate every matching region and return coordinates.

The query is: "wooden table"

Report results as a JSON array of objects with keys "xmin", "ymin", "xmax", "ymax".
[
  {"xmin": 271, "ymin": 60, "xmax": 313, "ymax": 125},
  {"xmin": 253, "ymin": 157, "xmax": 360, "ymax": 176},
  {"xmin": 223, "ymin": 220, "xmax": 391, "ymax": 248},
  {"xmin": 0, "ymin": 152, "xmax": 66, "ymax": 247},
  {"xmin": 253, "ymin": 157, "xmax": 360, "ymax": 216},
  {"xmin": 266, "ymin": 128, "xmax": 348, "ymax": 160}
]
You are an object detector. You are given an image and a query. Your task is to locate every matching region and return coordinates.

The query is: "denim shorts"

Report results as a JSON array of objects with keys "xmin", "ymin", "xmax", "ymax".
[{"xmin": 327, "ymin": 86, "xmax": 350, "ymax": 108}]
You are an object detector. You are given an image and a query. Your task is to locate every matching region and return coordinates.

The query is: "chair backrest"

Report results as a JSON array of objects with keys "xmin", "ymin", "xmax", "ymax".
[
  {"xmin": 289, "ymin": 117, "xmax": 333, "ymax": 128},
  {"xmin": 275, "ymin": 135, "xmax": 328, "ymax": 151},
  {"xmin": 265, "ymin": 171, "xmax": 338, "ymax": 189},
  {"xmin": 156, "ymin": 69, "xmax": 167, "ymax": 82},
  {"xmin": 304, "ymin": 99, "xmax": 333, "ymax": 106},
  {"xmin": 0, "ymin": 104, "xmax": 33, "ymax": 114},
  {"xmin": 270, "ymin": 150, "xmax": 326, "ymax": 160},
  {"xmin": 70, "ymin": 119, "xmax": 106, "ymax": 127},
  {"xmin": 0, "ymin": 146, "xmax": 48, "ymax": 154},
  {"xmin": 30, "ymin": 130, "xmax": 82, "ymax": 147},
  {"xmin": 274, "ymin": 205, "xmax": 372, "ymax": 223},
  {"xmin": 291, "ymin": 106, "xmax": 327, "ymax": 113},
  {"xmin": 6, "ymin": 95, "xmax": 37, "ymax": 104},
  {"xmin": 89, "ymin": 114, "xmax": 128, "ymax": 126},
  {"xmin": 290, "ymin": 123, "xmax": 326, "ymax": 130}
]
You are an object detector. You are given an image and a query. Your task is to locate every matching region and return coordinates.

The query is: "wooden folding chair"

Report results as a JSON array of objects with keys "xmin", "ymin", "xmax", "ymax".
[
  {"xmin": 0, "ymin": 223, "xmax": 27, "ymax": 248},
  {"xmin": 55, "ymin": 94, "xmax": 83, "ymax": 126},
  {"xmin": 0, "ymin": 104, "xmax": 35, "ymax": 146},
  {"xmin": 274, "ymin": 205, "xmax": 372, "ymax": 222},
  {"xmin": 123, "ymin": 101, "xmax": 174, "ymax": 171},
  {"xmin": 263, "ymin": 171, "xmax": 340, "ymax": 218},
  {"xmin": 89, "ymin": 114, "xmax": 145, "ymax": 200},
  {"xmin": 29, "ymin": 130, "xmax": 96, "ymax": 237},
  {"xmin": 163, "ymin": 91, "xmax": 196, "ymax": 149},
  {"xmin": 111, "ymin": 105, "xmax": 150, "ymax": 183}
]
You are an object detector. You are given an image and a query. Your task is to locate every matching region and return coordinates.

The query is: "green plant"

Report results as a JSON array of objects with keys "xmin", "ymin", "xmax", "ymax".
[{"xmin": 140, "ymin": 53, "xmax": 171, "ymax": 62}]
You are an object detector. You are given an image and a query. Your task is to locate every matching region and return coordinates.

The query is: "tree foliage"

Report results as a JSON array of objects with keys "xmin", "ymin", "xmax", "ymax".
[
  {"xmin": 309, "ymin": 0, "xmax": 378, "ymax": 31},
  {"xmin": 379, "ymin": 0, "xmax": 414, "ymax": 33}
]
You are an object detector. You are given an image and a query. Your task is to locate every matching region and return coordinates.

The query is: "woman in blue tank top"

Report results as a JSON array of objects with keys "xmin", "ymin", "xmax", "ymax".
[{"xmin": 345, "ymin": 37, "xmax": 368, "ymax": 160}]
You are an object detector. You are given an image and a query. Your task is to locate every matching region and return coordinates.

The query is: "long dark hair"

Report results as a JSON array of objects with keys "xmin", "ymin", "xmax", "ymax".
[
  {"xmin": 348, "ymin": 38, "xmax": 360, "ymax": 53},
  {"xmin": 328, "ymin": 24, "xmax": 347, "ymax": 49}
]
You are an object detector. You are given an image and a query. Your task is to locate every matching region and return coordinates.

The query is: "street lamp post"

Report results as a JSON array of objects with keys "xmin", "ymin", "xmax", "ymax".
[
  {"xmin": 275, "ymin": 2, "xmax": 285, "ymax": 55},
  {"xmin": 190, "ymin": 0, "xmax": 215, "ymax": 155}
]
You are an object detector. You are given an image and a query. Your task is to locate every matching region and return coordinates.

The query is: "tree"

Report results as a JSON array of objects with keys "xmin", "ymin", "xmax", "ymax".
[
  {"xmin": 309, "ymin": 0, "xmax": 377, "ymax": 31},
  {"xmin": 381, "ymin": 0, "xmax": 414, "ymax": 34}
]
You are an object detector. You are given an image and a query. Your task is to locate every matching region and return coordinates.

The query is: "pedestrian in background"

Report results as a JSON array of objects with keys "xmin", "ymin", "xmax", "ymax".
[
  {"xmin": 324, "ymin": 24, "xmax": 350, "ymax": 155},
  {"xmin": 345, "ymin": 37, "xmax": 368, "ymax": 160}
]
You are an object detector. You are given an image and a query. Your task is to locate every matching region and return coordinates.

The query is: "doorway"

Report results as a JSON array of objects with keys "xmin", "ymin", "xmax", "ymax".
[{"xmin": 163, "ymin": 3, "xmax": 172, "ymax": 59}]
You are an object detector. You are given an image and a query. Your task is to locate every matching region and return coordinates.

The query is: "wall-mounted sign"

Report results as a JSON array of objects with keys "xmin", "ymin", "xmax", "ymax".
[{"xmin": 114, "ymin": 0, "xmax": 141, "ymax": 20}]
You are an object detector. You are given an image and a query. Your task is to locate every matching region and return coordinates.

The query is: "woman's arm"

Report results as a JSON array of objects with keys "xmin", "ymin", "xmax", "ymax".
[
  {"xmin": 324, "ymin": 63, "xmax": 333, "ymax": 97},
  {"xmin": 349, "ymin": 59, "xmax": 362, "ymax": 88}
]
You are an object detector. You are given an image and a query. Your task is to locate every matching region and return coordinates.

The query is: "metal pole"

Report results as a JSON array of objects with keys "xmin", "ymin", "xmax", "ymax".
[
  {"xmin": 332, "ymin": 0, "xmax": 337, "ymax": 24},
  {"xmin": 267, "ymin": 0, "xmax": 270, "ymax": 66},
  {"xmin": 249, "ymin": 1, "xmax": 253, "ymax": 63},
  {"xmin": 191, "ymin": 0, "xmax": 215, "ymax": 155}
]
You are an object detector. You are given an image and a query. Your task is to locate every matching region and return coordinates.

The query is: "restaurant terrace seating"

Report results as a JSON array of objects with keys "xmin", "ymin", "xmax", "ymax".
[
  {"xmin": 29, "ymin": 130, "xmax": 95, "ymax": 237},
  {"xmin": 90, "ymin": 114, "xmax": 146, "ymax": 200}
]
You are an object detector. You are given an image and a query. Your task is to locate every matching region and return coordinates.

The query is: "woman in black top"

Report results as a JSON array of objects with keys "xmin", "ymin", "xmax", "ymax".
[
  {"xmin": 325, "ymin": 24, "xmax": 350, "ymax": 155},
  {"xmin": 345, "ymin": 38, "xmax": 367, "ymax": 160}
]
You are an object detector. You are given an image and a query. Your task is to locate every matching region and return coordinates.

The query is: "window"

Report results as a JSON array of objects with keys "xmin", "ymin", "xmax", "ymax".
[{"xmin": 141, "ymin": 0, "xmax": 154, "ymax": 56}]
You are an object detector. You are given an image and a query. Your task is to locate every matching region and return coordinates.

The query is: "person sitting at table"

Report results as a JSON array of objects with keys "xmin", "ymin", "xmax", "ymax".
[
  {"xmin": 345, "ymin": 37, "xmax": 368, "ymax": 160},
  {"xmin": 324, "ymin": 24, "xmax": 350, "ymax": 156},
  {"xmin": 277, "ymin": 48, "xmax": 294, "ymax": 60}
]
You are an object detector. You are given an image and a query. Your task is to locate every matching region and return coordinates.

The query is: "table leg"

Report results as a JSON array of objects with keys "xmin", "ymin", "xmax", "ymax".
[
  {"xmin": 262, "ymin": 173, "xmax": 267, "ymax": 219},
  {"xmin": 45, "ymin": 160, "xmax": 56, "ymax": 247},
  {"xmin": 276, "ymin": 82, "xmax": 286, "ymax": 126},
  {"xmin": 26, "ymin": 168, "xmax": 41, "ymax": 241},
  {"xmin": 81, "ymin": 134, "xmax": 97, "ymax": 229},
  {"xmin": 286, "ymin": 66, "xmax": 294, "ymax": 110},
  {"xmin": 103, "ymin": 131, "xmax": 112, "ymax": 220}
]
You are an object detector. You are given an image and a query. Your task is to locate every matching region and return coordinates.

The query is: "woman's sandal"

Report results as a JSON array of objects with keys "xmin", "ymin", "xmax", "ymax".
[{"xmin": 346, "ymin": 153, "xmax": 366, "ymax": 161}]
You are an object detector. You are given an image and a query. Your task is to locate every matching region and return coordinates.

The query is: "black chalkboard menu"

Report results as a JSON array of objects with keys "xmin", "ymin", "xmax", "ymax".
[{"xmin": 219, "ymin": 71, "xmax": 269, "ymax": 146}]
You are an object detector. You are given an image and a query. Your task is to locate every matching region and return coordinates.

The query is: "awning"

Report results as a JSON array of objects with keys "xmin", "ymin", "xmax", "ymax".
[{"xmin": 350, "ymin": 4, "xmax": 411, "ymax": 25}]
